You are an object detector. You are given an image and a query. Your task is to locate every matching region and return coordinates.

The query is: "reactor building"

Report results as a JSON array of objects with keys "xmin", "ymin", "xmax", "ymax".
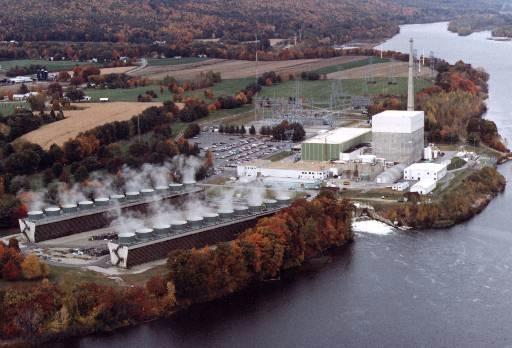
[{"xmin": 371, "ymin": 110, "xmax": 424, "ymax": 164}]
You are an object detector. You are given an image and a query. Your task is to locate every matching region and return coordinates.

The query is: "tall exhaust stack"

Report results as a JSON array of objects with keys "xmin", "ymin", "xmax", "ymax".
[{"xmin": 407, "ymin": 38, "xmax": 415, "ymax": 111}]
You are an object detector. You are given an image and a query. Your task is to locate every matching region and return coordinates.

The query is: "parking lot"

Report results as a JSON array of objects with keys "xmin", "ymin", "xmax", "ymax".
[{"xmin": 192, "ymin": 131, "xmax": 294, "ymax": 175}]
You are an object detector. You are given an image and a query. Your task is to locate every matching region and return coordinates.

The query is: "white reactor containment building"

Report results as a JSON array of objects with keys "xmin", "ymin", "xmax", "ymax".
[{"xmin": 372, "ymin": 110, "xmax": 425, "ymax": 164}]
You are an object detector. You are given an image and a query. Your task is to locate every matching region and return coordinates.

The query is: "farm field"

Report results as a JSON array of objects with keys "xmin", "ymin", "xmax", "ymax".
[
  {"xmin": 327, "ymin": 61, "xmax": 434, "ymax": 79},
  {"xmin": 258, "ymin": 77, "xmax": 434, "ymax": 100},
  {"xmin": 0, "ymin": 59, "xmax": 100, "ymax": 72},
  {"xmin": 84, "ymin": 78, "xmax": 253, "ymax": 102},
  {"xmin": 147, "ymin": 57, "xmax": 209, "ymax": 66},
  {"xmin": 131, "ymin": 56, "xmax": 368, "ymax": 80},
  {"xmin": 84, "ymin": 86, "xmax": 172, "ymax": 102},
  {"xmin": 18, "ymin": 102, "xmax": 162, "ymax": 148},
  {"xmin": 313, "ymin": 56, "xmax": 389, "ymax": 75}
]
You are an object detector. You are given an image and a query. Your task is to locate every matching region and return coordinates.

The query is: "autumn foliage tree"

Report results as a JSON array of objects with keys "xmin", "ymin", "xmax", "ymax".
[{"xmin": 167, "ymin": 196, "xmax": 353, "ymax": 304}]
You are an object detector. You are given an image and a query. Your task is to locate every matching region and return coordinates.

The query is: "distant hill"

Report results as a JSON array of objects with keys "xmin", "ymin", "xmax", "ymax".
[{"xmin": 0, "ymin": 0, "xmax": 503, "ymax": 45}]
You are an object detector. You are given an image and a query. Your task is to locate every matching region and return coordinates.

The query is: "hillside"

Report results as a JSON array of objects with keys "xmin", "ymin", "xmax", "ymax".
[{"xmin": 0, "ymin": 0, "xmax": 503, "ymax": 45}]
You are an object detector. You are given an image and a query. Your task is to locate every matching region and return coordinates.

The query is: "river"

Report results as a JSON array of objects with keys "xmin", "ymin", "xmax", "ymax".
[{"xmin": 58, "ymin": 22, "xmax": 512, "ymax": 347}]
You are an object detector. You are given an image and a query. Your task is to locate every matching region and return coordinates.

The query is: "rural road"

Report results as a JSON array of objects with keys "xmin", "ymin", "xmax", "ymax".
[{"xmin": 126, "ymin": 58, "xmax": 148, "ymax": 75}]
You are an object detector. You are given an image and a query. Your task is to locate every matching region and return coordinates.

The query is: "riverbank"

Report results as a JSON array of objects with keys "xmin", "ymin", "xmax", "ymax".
[
  {"xmin": 0, "ymin": 195, "xmax": 354, "ymax": 347},
  {"xmin": 377, "ymin": 166, "xmax": 506, "ymax": 230}
]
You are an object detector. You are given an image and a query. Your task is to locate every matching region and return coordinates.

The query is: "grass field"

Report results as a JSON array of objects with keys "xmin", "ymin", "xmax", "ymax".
[
  {"xmin": 185, "ymin": 77, "xmax": 253, "ymax": 99},
  {"xmin": 313, "ymin": 57, "xmax": 389, "ymax": 75},
  {"xmin": 84, "ymin": 86, "xmax": 173, "ymax": 102},
  {"xmin": 147, "ymin": 57, "xmax": 209, "ymax": 66},
  {"xmin": 84, "ymin": 78, "xmax": 252, "ymax": 102},
  {"xmin": 259, "ymin": 77, "xmax": 434, "ymax": 100},
  {"xmin": 0, "ymin": 59, "xmax": 100, "ymax": 72}
]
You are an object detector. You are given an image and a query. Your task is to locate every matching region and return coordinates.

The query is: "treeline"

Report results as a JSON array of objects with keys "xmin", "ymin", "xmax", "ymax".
[
  {"xmin": 260, "ymin": 121, "xmax": 306, "ymax": 142},
  {"xmin": 448, "ymin": 14, "xmax": 508, "ymax": 36},
  {"xmin": 167, "ymin": 194, "xmax": 353, "ymax": 304},
  {"xmin": 0, "ymin": 109, "xmax": 65, "ymax": 142},
  {"xmin": 382, "ymin": 166, "xmax": 506, "ymax": 229},
  {"xmin": 5, "ymin": 64, "xmax": 45, "ymax": 77}
]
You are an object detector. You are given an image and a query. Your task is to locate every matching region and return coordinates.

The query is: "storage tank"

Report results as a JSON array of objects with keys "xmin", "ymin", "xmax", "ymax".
[
  {"xmin": 248, "ymin": 203, "xmax": 262, "ymax": 213},
  {"xmin": 276, "ymin": 196, "xmax": 291, "ymax": 207},
  {"xmin": 153, "ymin": 224, "xmax": 171, "ymax": 236},
  {"xmin": 203, "ymin": 212, "xmax": 219, "ymax": 224},
  {"xmin": 263, "ymin": 199, "xmax": 277, "ymax": 209},
  {"xmin": 183, "ymin": 180, "xmax": 196, "ymax": 190},
  {"xmin": 170, "ymin": 219, "xmax": 188, "ymax": 233},
  {"xmin": 218, "ymin": 208, "xmax": 234, "ymax": 220},
  {"xmin": 141, "ymin": 188, "xmax": 155, "ymax": 197},
  {"xmin": 94, "ymin": 197, "xmax": 110, "ymax": 207},
  {"xmin": 135, "ymin": 227, "xmax": 154, "ymax": 240},
  {"xmin": 110, "ymin": 194, "xmax": 126, "ymax": 203},
  {"xmin": 44, "ymin": 206, "xmax": 61, "ymax": 217},
  {"xmin": 168, "ymin": 183, "xmax": 183, "ymax": 192},
  {"xmin": 234, "ymin": 206, "xmax": 249, "ymax": 217},
  {"xmin": 155, "ymin": 186, "xmax": 169, "ymax": 195},
  {"xmin": 118, "ymin": 232, "xmax": 136, "ymax": 245},
  {"xmin": 27, "ymin": 210, "xmax": 44, "ymax": 221},
  {"xmin": 78, "ymin": 200, "xmax": 94, "ymax": 210},
  {"xmin": 187, "ymin": 216, "xmax": 204, "ymax": 228},
  {"xmin": 62, "ymin": 203, "xmax": 78, "ymax": 214},
  {"xmin": 125, "ymin": 191, "xmax": 140, "ymax": 200}
]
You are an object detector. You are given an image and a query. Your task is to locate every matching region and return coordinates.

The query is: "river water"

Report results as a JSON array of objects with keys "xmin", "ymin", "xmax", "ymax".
[{"xmin": 61, "ymin": 22, "xmax": 512, "ymax": 347}]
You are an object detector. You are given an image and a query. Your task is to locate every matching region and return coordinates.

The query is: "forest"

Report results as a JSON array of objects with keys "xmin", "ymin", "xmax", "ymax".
[
  {"xmin": 0, "ymin": 0, "xmax": 502, "ymax": 46},
  {"xmin": 0, "ymin": 194, "xmax": 353, "ymax": 345}
]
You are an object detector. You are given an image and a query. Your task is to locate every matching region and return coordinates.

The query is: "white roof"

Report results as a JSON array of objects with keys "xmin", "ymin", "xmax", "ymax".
[
  {"xmin": 411, "ymin": 179, "xmax": 436, "ymax": 190},
  {"xmin": 372, "ymin": 110, "xmax": 424, "ymax": 133},
  {"xmin": 303, "ymin": 127, "xmax": 370, "ymax": 145},
  {"xmin": 405, "ymin": 162, "xmax": 447, "ymax": 172}
]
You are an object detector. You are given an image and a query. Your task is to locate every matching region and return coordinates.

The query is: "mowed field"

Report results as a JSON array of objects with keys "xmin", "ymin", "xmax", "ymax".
[
  {"xmin": 18, "ymin": 102, "xmax": 162, "ymax": 149},
  {"xmin": 130, "ymin": 56, "xmax": 368, "ymax": 80},
  {"xmin": 327, "ymin": 61, "xmax": 434, "ymax": 80}
]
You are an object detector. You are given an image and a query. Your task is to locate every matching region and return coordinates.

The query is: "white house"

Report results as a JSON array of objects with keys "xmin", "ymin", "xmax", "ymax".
[{"xmin": 404, "ymin": 162, "xmax": 447, "ymax": 182}]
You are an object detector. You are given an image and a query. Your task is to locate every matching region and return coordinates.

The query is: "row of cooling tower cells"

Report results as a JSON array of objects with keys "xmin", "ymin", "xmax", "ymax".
[
  {"xmin": 116, "ymin": 196, "xmax": 291, "ymax": 245},
  {"xmin": 25, "ymin": 182, "xmax": 196, "ymax": 221}
]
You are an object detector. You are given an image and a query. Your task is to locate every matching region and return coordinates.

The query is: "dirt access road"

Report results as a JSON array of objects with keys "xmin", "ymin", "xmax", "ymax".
[{"xmin": 130, "ymin": 56, "xmax": 367, "ymax": 80}]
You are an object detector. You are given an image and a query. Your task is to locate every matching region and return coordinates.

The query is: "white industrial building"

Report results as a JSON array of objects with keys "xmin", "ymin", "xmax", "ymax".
[
  {"xmin": 410, "ymin": 179, "xmax": 436, "ymax": 195},
  {"xmin": 237, "ymin": 160, "xmax": 338, "ymax": 181},
  {"xmin": 403, "ymin": 162, "xmax": 447, "ymax": 182},
  {"xmin": 372, "ymin": 110, "xmax": 425, "ymax": 164}
]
